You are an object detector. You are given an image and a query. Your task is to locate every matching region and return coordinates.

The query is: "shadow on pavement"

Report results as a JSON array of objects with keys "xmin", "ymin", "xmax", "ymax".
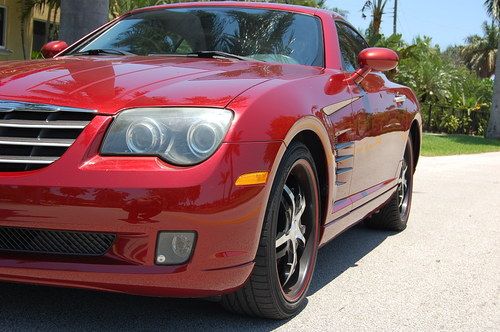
[
  {"xmin": 309, "ymin": 224, "xmax": 394, "ymax": 295},
  {"xmin": 0, "ymin": 225, "xmax": 392, "ymax": 331}
]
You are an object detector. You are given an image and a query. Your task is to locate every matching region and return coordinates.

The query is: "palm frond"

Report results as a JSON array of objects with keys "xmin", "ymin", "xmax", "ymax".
[
  {"xmin": 461, "ymin": 21, "xmax": 499, "ymax": 77},
  {"xmin": 484, "ymin": 0, "xmax": 500, "ymax": 22}
]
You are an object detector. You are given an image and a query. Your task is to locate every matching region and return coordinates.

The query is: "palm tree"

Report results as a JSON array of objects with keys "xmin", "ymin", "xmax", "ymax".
[
  {"xmin": 361, "ymin": 0, "xmax": 387, "ymax": 43},
  {"xmin": 331, "ymin": 7, "xmax": 349, "ymax": 17},
  {"xmin": 44, "ymin": 1, "xmax": 60, "ymax": 44},
  {"xmin": 18, "ymin": 0, "xmax": 28, "ymax": 59},
  {"xmin": 59, "ymin": 0, "xmax": 109, "ymax": 44},
  {"xmin": 18, "ymin": 0, "xmax": 60, "ymax": 58},
  {"xmin": 462, "ymin": 22, "xmax": 499, "ymax": 78},
  {"xmin": 485, "ymin": 0, "xmax": 500, "ymax": 24},
  {"xmin": 18, "ymin": 0, "xmax": 60, "ymax": 59},
  {"xmin": 484, "ymin": 0, "xmax": 500, "ymax": 138}
]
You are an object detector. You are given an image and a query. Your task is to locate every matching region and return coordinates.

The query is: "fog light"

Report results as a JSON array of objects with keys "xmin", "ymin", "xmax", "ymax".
[{"xmin": 156, "ymin": 232, "xmax": 196, "ymax": 265}]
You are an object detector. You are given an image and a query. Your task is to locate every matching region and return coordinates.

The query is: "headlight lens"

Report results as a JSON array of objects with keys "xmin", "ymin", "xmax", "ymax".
[
  {"xmin": 125, "ymin": 117, "xmax": 168, "ymax": 153},
  {"xmin": 101, "ymin": 108, "xmax": 233, "ymax": 165}
]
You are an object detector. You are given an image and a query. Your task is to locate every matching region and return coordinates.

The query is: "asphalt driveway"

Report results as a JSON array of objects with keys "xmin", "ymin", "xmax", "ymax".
[{"xmin": 0, "ymin": 152, "xmax": 499, "ymax": 331}]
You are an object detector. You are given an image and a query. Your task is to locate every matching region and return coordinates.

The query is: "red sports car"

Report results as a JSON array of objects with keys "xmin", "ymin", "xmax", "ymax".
[{"xmin": 0, "ymin": 2, "xmax": 421, "ymax": 319}]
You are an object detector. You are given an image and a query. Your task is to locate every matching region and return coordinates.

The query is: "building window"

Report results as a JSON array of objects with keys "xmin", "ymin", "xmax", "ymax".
[
  {"xmin": 32, "ymin": 20, "xmax": 46, "ymax": 52},
  {"xmin": 32, "ymin": 20, "xmax": 59, "ymax": 52},
  {"xmin": 0, "ymin": 7, "xmax": 6, "ymax": 47}
]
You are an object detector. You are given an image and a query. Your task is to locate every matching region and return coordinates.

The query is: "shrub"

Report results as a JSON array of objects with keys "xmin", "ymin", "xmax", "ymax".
[{"xmin": 375, "ymin": 35, "xmax": 492, "ymax": 136}]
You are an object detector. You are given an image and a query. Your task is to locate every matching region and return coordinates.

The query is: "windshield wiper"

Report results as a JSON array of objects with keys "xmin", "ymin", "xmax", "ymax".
[
  {"xmin": 71, "ymin": 49, "xmax": 135, "ymax": 56},
  {"xmin": 187, "ymin": 51, "xmax": 255, "ymax": 61}
]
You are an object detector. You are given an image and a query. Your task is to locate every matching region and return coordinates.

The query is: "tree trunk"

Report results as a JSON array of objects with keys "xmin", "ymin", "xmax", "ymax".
[
  {"xmin": 372, "ymin": 15, "xmax": 382, "ymax": 36},
  {"xmin": 18, "ymin": 0, "xmax": 27, "ymax": 60},
  {"xmin": 51, "ymin": 7, "xmax": 59, "ymax": 40},
  {"xmin": 20, "ymin": 20, "xmax": 27, "ymax": 60},
  {"xmin": 486, "ymin": 40, "xmax": 500, "ymax": 139},
  {"xmin": 59, "ymin": 0, "xmax": 110, "ymax": 45},
  {"xmin": 45, "ymin": 5, "xmax": 53, "ymax": 44}
]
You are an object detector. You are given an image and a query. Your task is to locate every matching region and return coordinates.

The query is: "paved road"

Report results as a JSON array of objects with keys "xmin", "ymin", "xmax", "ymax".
[{"xmin": 0, "ymin": 153, "xmax": 499, "ymax": 331}]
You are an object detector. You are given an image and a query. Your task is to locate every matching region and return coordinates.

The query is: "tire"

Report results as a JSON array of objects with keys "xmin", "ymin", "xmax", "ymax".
[
  {"xmin": 222, "ymin": 142, "xmax": 320, "ymax": 319},
  {"xmin": 364, "ymin": 137, "xmax": 414, "ymax": 231}
]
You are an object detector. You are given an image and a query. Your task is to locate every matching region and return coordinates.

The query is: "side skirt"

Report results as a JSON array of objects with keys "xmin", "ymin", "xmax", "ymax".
[{"xmin": 319, "ymin": 186, "xmax": 397, "ymax": 247}]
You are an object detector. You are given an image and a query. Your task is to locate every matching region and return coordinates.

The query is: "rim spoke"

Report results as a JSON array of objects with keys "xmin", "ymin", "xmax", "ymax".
[
  {"xmin": 399, "ymin": 161, "xmax": 408, "ymax": 184},
  {"xmin": 398, "ymin": 159, "xmax": 409, "ymax": 213},
  {"xmin": 283, "ymin": 240, "xmax": 298, "ymax": 286},
  {"xmin": 283, "ymin": 185, "xmax": 296, "ymax": 215},
  {"xmin": 296, "ymin": 191, "xmax": 306, "ymax": 220},
  {"xmin": 297, "ymin": 231, "xmax": 306, "ymax": 246},
  {"xmin": 276, "ymin": 232, "xmax": 289, "ymax": 248}
]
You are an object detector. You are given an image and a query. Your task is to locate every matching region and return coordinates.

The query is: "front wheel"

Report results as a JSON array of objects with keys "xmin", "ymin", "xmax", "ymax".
[{"xmin": 222, "ymin": 142, "xmax": 320, "ymax": 319}]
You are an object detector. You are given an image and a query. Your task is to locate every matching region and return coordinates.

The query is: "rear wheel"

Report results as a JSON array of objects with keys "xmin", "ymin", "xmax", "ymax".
[
  {"xmin": 365, "ymin": 137, "xmax": 414, "ymax": 231},
  {"xmin": 222, "ymin": 142, "xmax": 320, "ymax": 319}
]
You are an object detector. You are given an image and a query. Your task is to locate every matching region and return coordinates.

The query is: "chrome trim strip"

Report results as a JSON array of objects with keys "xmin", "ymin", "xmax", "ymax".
[
  {"xmin": 335, "ymin": 142, "xmax": 354, "ymax": 150},
  {"xmin": 0, "ymin": 119, "xmax": 90, "ymax": 129},
  {"xmin": 336, "ymin": 167, "xmax": 353, "ymax": 175},
  {"xmin": 0, "ymin": 156, "xmax": 58, "ymax": 164},
  {"xmin": 336, "ymin": 154, "xmax": 353, "ymax": 163},
  {"xmin": 322, "ymin": 97, "xmax": 362, "ymax": 116},
  {"xmin": 334, "ymin": 128, "xmax": 352, "ymax": 137},
  {"xmin": 0, "ymin": 137, "xmax": 75, "ymax": 147},
  {"xmin": 394, "ymin": 95, "xmax": 407, "ymax": 103},
  {"xmin": 0, "ymin": 101, "xmax": 97, "ymax": 113}
]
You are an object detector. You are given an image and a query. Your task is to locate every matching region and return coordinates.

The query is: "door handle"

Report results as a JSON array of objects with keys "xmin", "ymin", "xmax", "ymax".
[{"xmin": 394, "ymin": 95, "xmax": 406, "ymax": 103}]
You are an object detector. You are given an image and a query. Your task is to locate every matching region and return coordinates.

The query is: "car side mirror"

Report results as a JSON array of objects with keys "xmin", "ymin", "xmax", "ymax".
[
  {"xmin": 41, "ymin": 41, "xmax": 69, "ymax": 59},
  {"xmin": 348, "ymin": 47, "xmax": 399, "ymax": 84}
]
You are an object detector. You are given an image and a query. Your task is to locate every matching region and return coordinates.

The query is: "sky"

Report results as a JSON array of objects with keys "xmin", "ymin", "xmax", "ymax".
[{"xmin": 326, "ymin": 0, "xmax": 491, "ymax": 49}]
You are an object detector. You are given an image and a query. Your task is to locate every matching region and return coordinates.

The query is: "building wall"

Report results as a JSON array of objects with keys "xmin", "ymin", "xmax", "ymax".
[
  {"xmin": 0, "ymin": 0, "xmax": 60, "ymax": 61},
  {"xmin": 0, "ymin": 0, "xmax": 25, "ymax": 60}
]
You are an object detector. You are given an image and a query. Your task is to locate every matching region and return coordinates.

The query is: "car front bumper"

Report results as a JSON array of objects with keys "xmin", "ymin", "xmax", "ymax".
[{"xmin": 0, "ymin": 116, "xmax": 283, "ymax": 297}]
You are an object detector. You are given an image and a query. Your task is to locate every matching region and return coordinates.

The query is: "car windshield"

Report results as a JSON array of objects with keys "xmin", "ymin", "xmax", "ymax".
[{"xmin": 74, "ymin": 7, "xmax": 324, "ymax": 67}]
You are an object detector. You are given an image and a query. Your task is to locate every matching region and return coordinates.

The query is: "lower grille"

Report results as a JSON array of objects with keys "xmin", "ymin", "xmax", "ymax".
[
  {"xmin": 0, "ymin": 227, "xmax": 115, "ymax": 256},
  {"xmin": 0, "ymin": 100, "xmax": 96, "ymax": 172}
]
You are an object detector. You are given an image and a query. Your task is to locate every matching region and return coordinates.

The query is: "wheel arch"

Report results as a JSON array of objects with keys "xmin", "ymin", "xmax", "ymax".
[
  {"xmin": 280, "ymin": 116, "xmax": 335, "ymax": 236},
  {"xmin": 409, "ymin": 117, "xmax": 422, "ymax": 172}
]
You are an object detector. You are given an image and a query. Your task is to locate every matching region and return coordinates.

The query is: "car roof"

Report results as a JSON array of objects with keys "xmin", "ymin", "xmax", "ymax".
[{"xmin": 128, "ymin": 1, "xmax": 344, "ymax": 19}]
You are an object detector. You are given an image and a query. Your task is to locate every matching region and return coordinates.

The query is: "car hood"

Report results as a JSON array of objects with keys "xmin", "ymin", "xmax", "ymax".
[{"xmin": 0, "ymin": 56, "xmax": 322, "ymax": 114}]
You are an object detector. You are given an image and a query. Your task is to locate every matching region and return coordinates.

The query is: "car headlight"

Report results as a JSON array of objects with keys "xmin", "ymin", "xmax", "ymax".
[{"xmin": 101, "ymin": 108, "xmax": 233, "ymax": 165}]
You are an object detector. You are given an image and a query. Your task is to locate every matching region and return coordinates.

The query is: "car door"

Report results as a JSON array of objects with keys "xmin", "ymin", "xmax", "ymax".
[
  {"xmin": 323, "ymin": 71, "xmax": 356, "ymax": 218},
  {"xmin": 335, "ymin": 21, "xmax": 403, "ymax": 203}
]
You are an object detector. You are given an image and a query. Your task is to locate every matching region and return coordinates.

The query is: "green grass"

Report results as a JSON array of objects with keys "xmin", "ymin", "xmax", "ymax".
[{"xmin": 421, "ymin": 133, "xmax": 500, "ymax": 156}]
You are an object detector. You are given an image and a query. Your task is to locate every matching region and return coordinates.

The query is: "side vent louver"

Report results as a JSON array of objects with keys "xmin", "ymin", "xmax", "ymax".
[{"xmin": 334, "ymin": 132, "xmax": 354, "ymax": 187}]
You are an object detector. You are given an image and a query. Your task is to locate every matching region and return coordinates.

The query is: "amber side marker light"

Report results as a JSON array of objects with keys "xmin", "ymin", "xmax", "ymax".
[{"xmin": 235, "ymin": 171, "xmax": 269, "ymax": 186}]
